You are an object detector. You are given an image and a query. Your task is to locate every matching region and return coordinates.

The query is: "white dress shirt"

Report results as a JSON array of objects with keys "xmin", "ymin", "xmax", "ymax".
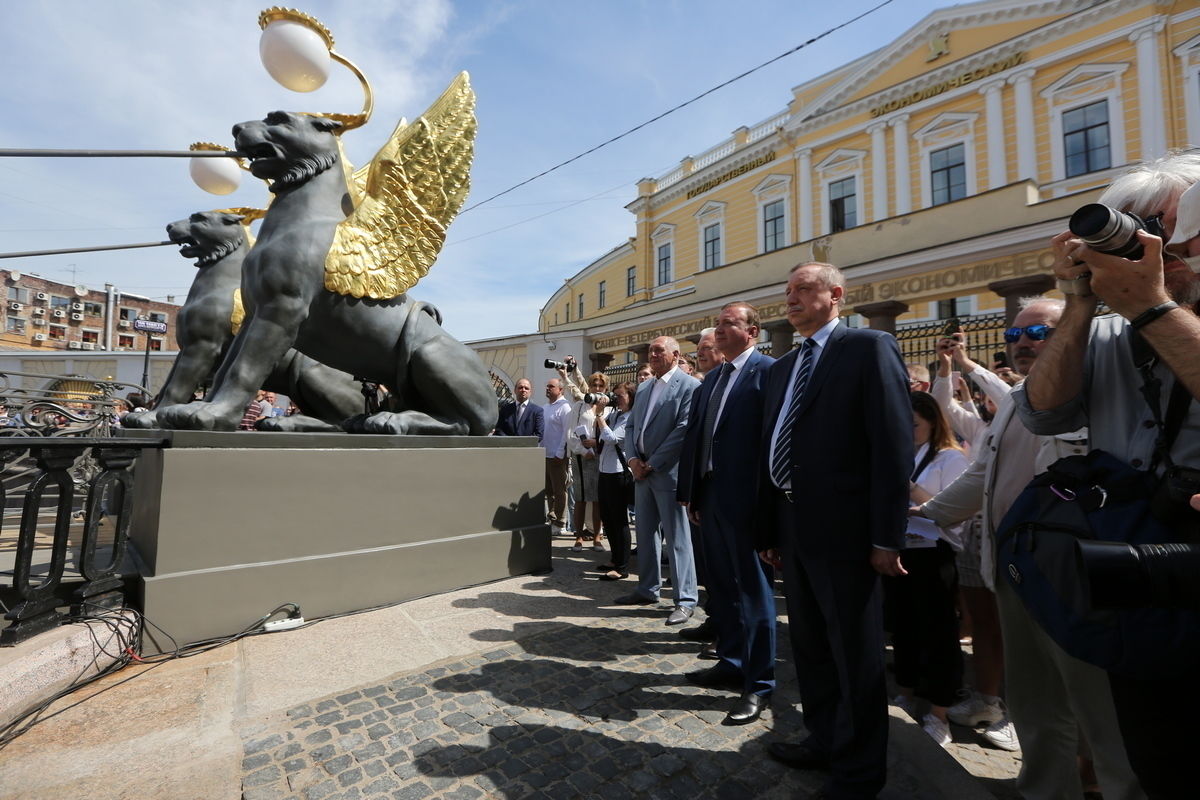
[
  {"xmin": 542, "ymin": 396, "xmax": 572, "ymax": 458},
  {"xmin": 704, "ymin": 345, "xmax": 756, "ymax": 473}
]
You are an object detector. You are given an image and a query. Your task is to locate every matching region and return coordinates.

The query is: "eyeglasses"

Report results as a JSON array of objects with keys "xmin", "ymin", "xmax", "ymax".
[{"xmin": 1003, "ymin": 324, "xmax": 1054, "ymax": 343}]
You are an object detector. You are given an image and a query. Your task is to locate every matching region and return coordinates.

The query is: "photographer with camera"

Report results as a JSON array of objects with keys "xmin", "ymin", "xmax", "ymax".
[
  {"xmin": 565, "ymin": 367, "xmax": 613, "ymax": 553},
  {"xmin": 912, "ymin": 297, "xmax": 1127, "ymax": 798},
  {"xmin": 1016, "ymin": 151, "xmax": 1200, "ymax": 799}
]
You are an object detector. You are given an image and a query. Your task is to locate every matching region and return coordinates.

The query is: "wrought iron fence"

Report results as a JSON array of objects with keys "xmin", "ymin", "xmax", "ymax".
[
  {"xmin": 0, "ymin": 437, "xmax": 163, "ymax": 645},
  {"xmin": 894, "ymin": 312, "xmax": 1008, "ymax": 371},
  {"xmin": 0, "ymin": 370, "xmax": 150, "ymax": 438}
]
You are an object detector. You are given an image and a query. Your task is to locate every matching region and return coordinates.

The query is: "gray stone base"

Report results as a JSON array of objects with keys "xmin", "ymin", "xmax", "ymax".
[{"xmin": 125, "ymin": 432, "xmax": 549, "ymax": 653}]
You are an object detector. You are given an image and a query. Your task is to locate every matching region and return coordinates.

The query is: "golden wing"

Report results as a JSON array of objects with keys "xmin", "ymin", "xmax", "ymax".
[
  {"xmin": 325, "ymin": 72, "xmax": 476, "ymax": 299},
  {"xmin": 231, "ymin": 288, "xmax": 246, "ymax": 335}
]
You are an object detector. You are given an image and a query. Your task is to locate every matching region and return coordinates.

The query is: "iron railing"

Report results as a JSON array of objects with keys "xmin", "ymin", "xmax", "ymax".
[
  {"xmin": 894, "ymin": 312, "xmax": 1008, "ymax": 370},
  {"xmin": 0, "ymin": 370, "xmax": 150, "ymax": 438},
  {"xmin": 0, "ymin": 437, "xmax": 162, "ymax": 645}
]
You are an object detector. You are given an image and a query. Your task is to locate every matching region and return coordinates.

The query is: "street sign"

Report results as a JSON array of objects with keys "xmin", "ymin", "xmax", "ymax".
[{"xmin": 132, "ymin": 319, "xmax": 168, "ymax": 334}]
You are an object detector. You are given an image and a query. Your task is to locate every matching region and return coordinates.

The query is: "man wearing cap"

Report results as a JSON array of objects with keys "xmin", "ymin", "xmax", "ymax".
[{"xmin": 1016, "ymin": 152, "xmax": 1200, "ymax": 798}]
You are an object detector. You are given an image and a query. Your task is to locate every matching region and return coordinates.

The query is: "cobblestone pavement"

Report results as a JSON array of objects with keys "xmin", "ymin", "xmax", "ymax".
[{"xmin": 237, "ymin": 549, "xmax": 1021, "ymax": 800}]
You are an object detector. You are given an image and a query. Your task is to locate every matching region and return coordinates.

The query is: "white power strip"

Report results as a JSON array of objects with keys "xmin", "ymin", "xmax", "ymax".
[{"xmin": 263, "ymin": 616, "xmax": 305, "ymax": 632}]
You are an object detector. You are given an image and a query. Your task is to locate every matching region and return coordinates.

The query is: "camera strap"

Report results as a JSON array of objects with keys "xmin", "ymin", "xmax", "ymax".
[{"xmin": 1130, "ymin": 330, "xmax": 1193, "ymax": 472}]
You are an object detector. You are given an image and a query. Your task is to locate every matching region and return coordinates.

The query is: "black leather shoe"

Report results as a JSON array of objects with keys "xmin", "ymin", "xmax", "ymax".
[
  {"xmin": 767, "ymin": 739, "xmax": 830, "ymax": 770},
  {"xmin": 723, "ymin": 692, "xmax": 770, "ymax": 725},
  {"xmin": 685, "ymin": 666, "xmax": 741, "ymax": 690},
  {"xmin": 679, "ymin": 619, "xmax": 716, "ymax": 642},
  {"xmin": 698, "ymin": 641, "xmax": 719, "ymax": 660}
]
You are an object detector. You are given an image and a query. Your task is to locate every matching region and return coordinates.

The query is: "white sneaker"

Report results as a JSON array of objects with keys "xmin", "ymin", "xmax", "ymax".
[
  {"xmin": 982, "ymin": 718, "xmax": 1020, "ymax": 752},
  {"xmin": 947, "ymin": 693, "xmax": 1005, "ymax": 727},
  {"xmin": 891, "ymin": 694, "xmax": 915, "ymax": 717},
  {"xmin": 921, "ymin": 714, "xmax": 952, "ymax": 748}
]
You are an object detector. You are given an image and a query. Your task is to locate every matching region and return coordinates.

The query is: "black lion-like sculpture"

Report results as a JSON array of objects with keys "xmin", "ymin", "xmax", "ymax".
[
  {"xmin": 123, "ymin": 210, "xmax": 365, "ymax": 432},
  {"xmin": 155, "ymin": 82, "xmax": 497, "ymax": 435}
]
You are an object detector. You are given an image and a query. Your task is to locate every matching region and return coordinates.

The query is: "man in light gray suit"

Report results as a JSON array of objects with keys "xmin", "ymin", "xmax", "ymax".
[{"xmin": 617, "ymin": 335, "xmax": 702, "ymax": 625}]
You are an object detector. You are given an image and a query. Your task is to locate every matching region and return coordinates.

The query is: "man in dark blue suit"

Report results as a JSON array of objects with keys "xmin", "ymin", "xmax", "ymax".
[
  {"xmin": 493, "ymin": 378, "xmax": 544, "ymax": 442},
  {"xmin": 677, "ymin": 301, "xmax": 776, "ymax": 726},
  {"xmin": 758, "ymin": 263, "xmax": 912, "ymax": 800}
]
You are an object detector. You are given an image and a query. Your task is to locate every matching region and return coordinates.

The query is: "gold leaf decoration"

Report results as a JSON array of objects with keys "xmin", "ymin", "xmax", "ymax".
[{"xmin": 324, "ymin": 72, "xmax": 476, "ymax": 299}]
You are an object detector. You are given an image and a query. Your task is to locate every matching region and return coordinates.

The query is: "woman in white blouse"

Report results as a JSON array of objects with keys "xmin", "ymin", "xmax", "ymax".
[
  {"xmin": 592, "ymin": 381, "xmax": 636, "ymax": 580},
  {"xmin": 890, "ymin": 391, "xmax": 970, "ymax": 748}
]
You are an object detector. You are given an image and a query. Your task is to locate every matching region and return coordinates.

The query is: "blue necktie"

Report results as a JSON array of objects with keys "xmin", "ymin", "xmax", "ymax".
[
  {"xmin": 770, "ymin": 339, "xmax": 816, "ymax": 489},
  {"xmin": 700, "ymin": 362, "xmax": 734, "ymax": 475}
]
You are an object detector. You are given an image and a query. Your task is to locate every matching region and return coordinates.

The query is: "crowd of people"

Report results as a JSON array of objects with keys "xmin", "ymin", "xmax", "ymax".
[{"xmin": 493, "ymin": 152, "xmax": 1200, "ymax": 799}]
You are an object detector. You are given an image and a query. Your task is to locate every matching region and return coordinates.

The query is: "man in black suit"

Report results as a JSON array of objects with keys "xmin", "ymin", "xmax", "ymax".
[
  {"xmin": 494, "ymin": 378, "xmax": 544, "ymax": 442},
  {"xmin": 759, "ymin": 262, "xmax": 912, "ymax": 800},
  {"xmin": 677, "ymin": 301, "xmax": 776, "ymax": 726}
]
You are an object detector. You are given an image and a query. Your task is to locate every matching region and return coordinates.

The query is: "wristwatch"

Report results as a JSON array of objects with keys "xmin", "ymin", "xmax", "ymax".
[{"xmin": 1056, "ymin": 272, "xmax": 1094, "ymax": 297}]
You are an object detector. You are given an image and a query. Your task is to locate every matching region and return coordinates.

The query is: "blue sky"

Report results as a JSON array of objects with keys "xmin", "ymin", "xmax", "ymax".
[{"xmin": 0, "ymin": 0, "xmax": 952, "ymax": 342}]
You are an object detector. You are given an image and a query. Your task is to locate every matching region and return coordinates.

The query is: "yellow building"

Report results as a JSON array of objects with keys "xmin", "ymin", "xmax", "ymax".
[{"xmin": 471, "ymin": 0, "xmax": 1200, "ymax": 387}]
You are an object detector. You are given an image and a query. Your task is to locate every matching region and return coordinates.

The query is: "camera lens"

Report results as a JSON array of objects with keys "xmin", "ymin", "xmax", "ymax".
[{"xmin": 1069, "ymin": 203, "xmax": 1146, "ymax": 259}]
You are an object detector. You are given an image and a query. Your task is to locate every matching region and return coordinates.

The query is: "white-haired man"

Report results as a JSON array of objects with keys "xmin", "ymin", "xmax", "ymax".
[{"xmin": 1017, "ymin": 151, "xmax": 1200, "ymax": 799}]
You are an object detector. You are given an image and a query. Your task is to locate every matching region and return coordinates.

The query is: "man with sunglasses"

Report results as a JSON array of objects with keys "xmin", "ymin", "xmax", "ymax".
[
  {"xmin": 1016, "ymin": 152, "xmax": 1200, "ymax": 799},
  {"xmin": 914, "ymin": 297, "xmax": 1140, "ymax": 800}
]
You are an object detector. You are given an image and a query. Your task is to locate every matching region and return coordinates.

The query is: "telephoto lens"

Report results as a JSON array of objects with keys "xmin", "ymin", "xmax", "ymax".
[
  {"xmin": 544, "ymin": 358, "xmax": 566, "ymax": 371},
  {"xmin": 1069, "ymin": 203, "xmax": 1161, "ymax": 260}
]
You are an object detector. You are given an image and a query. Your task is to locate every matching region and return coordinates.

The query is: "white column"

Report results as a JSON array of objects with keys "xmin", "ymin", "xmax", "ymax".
[
  {"xmin": 868, "ymin": 122, "xmax": 888, "ymax": 221},
  {"xmin": 889, "ymin": 115, "xmax": 911, "ymax": 215},
  {"xmin": 797, "ymin": 148, "xmax": 813, "ymax": 242},
  {"xmin": 1009, "ymin": 69, "xmax": 1037, "ymax": 181},
  {"xmin": 980, "ymin": 80, "xmax": 1006, "ymax": 189},
  {"xmin": 1131, "ymin": 20, "xmax": 1168, "ymax": 160}
]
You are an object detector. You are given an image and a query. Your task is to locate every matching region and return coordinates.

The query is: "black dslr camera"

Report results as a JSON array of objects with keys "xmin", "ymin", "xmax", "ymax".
[
  {"xmin": 544, "ymin": 355, "xmax": 577, "ymax": 372},
  {"xmin": 1068, "ymin": 203, "xmax": 1166, "ymax": 260},
  {"xmin": 583, "ymin": 391, "xmax": 615, "ymax": 405}
]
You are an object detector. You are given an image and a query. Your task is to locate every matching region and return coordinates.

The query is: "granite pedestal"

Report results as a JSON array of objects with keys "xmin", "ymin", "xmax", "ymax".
[{"xmin": 121, "ymin": 431, "xmax": 548, "ymax": 653}]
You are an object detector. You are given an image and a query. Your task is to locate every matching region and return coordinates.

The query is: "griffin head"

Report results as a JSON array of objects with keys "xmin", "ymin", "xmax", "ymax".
[
  {"xmin": 233, "ymin": 111, "xmax": 343, "ymax": 191},
  {"xmin": 167, "ymin": 211, "xmax": 248, "ymax": 268}
]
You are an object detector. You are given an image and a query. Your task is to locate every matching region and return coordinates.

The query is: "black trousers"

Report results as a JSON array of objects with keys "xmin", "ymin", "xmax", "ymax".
[
  {"xmin": 778, "ymin": 496, "xmax": 888, "ymax": 799},
  {"xmin": 1108, "ymin": 671, "xmax": 1195, "ymax": 799},
  {"xmin": 598, "ymin": 472, "xmax": 631, "ymax": 571},
  {"xmin": 883, "ymin": 541, "xmax": 963, "ymax": 708}
]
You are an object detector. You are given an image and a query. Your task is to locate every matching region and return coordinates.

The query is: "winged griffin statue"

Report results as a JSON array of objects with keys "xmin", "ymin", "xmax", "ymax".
[
  {"xmin": 121, "ymin": 209, "xmax": 364, "ymax": 432},
  {"xmin": 156, "ymin": 73, "xmax": 498, "ymax": 435}
]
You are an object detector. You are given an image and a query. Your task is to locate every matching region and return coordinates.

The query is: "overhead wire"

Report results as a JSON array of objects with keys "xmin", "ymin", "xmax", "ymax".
[{"xmin": 457, "ymin": 0, "xmax": 897, "ymax": 215}]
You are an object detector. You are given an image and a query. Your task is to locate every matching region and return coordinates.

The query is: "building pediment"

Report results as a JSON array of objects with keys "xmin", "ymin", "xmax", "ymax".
[
  {"xmin": 1040, "ymin": 63, "xmax": 1130, "ymax": 100},
  {"xmin": 913, "ymin": 111, "xmax": 979, "ymax": 140},
  {"xmin": 693, "ymin": 201, "xmax": 726, "ymax": 219},
  {"xmin": 815, "ymin": 148, "xmax": 867, "ymax": 173},
  {"xmin": 795, "ymin": 0, "xmax": 1089, "ymax": 122}
]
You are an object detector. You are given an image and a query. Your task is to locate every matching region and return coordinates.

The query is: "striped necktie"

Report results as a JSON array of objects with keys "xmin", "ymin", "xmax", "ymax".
[{"xmin": 770, "ymin": 338, "xmax": 816, "ymax": 489}]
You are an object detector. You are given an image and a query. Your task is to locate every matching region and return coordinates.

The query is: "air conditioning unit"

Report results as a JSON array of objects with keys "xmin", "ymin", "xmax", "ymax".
[
  {"xmin": 33, "ymin": 333, "xmax": 46, "ymax": 341},
  {"xmin": 118, "ymin": 320, "xmax": 130, "ymax": 328},
  {"xmin": 70, "ymin": 302, "xmax": 84, "ymax": 311},
  {"xmin": 31, "ymin": 308, "xmax": 44, "ymax": 316},
  {"xmin": 8, "ymin": 302, "xmax": 21, "ymax": 311},
  {"xmin": 52, "ymin": 309, "xmax": 65, "ymax": 318},
  {"xmin": 31, "ymin": 318, "xmax": 45, "ymax": 326},
  {"xmin": 35, "ymin": 292, "xmax": 48, "ymax": 301},
  {"xmin": 81, "ymin": 342, "xmax": 95, "ymax": 350},
  {"xmin": 68, "ymin": 341, "xmax": 81, "ymax": 349},
  {"xmin": 70, "ymin": 313, "xmax": 83, "ymax": 321}
]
